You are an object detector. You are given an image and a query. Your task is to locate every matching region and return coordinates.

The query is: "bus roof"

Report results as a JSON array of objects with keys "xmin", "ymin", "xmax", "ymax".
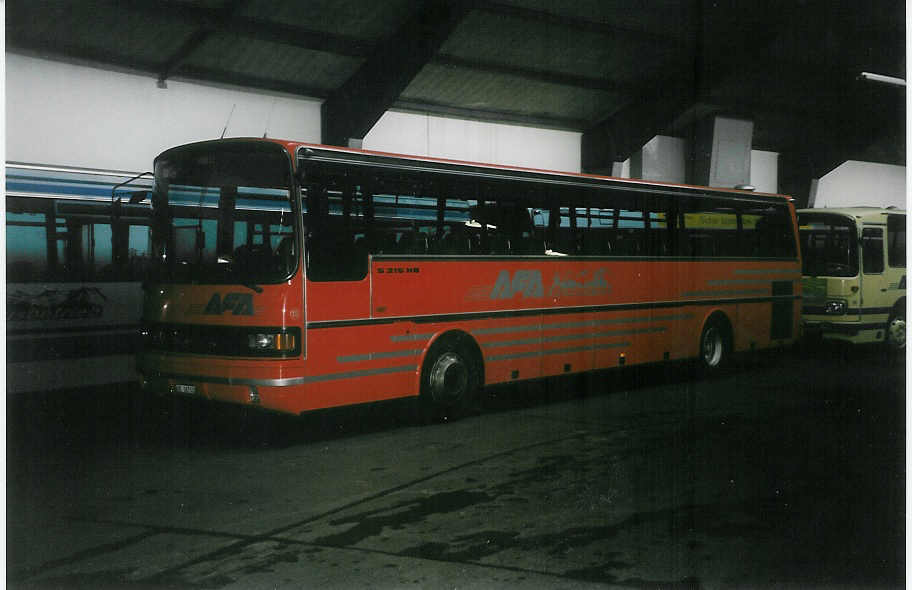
[
  {"xmin": 290, "ymin": 140, "xmax": 792, "ymax": 202},
  {"xmin": 798, "ymin": 206, "xmax": 906, "ymax": 222},
  {"xmin": 163, "ymin": 138, "xmax": 794, "ymax": 204}
]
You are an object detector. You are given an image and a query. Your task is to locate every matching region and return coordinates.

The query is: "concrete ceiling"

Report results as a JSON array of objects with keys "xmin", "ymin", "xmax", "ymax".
[{"xmin": 7, "ymin": 0, "xmax": 906, "ymax": 203}]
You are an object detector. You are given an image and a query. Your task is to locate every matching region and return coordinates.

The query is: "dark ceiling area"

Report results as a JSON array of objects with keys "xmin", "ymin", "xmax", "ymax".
[{"xmin": 7, "ymin": 1, "xmax": 906, "ymax": 204}]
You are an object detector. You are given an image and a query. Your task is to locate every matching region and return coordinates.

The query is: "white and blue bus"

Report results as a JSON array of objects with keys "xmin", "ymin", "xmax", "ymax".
[{"xmin": 6, "ymin": 163, "xmax": 152, "ymax": 394}]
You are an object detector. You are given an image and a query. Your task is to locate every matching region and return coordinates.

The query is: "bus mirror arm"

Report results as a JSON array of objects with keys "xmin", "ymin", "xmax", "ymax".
[{"xmin": 111, "ymin": 171, "xmax": 153, "ymax": 203}]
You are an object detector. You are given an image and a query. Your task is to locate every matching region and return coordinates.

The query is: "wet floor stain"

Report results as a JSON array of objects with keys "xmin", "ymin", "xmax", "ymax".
[
  {"xmin": 239, "ymin": 548, "xmax": 299, "ymax": 575},
  {"xmin": 312, "ymin": 489, "xmax": 494, "ymax": 546}
]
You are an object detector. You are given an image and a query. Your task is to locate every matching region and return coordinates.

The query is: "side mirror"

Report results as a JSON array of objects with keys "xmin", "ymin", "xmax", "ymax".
[{"xmin": 129, "ymin": 190, "xmax": 151, "ymax": 204}]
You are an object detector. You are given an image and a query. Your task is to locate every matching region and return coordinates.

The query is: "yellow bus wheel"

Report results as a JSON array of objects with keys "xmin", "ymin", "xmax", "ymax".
[{"xmin": 886, "ymin": 307, "xmax": 906, "ymax": 350}]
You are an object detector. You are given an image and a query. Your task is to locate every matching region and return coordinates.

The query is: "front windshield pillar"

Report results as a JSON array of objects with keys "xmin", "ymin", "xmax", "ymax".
[{"xmin": 217, "ymin": 186, "xmax": 237, "ymax": 257}]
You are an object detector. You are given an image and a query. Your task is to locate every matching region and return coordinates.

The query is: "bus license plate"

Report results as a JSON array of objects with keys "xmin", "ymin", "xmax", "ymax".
[{"xmin": 172, "ymin": 384, "xmax": 197, "ymax": 395}]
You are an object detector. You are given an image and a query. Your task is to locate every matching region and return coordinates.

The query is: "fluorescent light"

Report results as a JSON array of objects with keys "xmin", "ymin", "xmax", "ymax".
[{"xmin": 859, "ymin": 72, "xmax": 907, "ymax": 87}]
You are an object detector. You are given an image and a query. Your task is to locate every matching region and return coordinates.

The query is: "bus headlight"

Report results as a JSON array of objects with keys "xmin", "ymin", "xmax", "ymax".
[
  {"xmin": 824, "ymin": 300, "xmax": 847, "ymax": 315},
  {"xmin": 247, "ymin": 331, "xmax": 297, "ymax": 352}
]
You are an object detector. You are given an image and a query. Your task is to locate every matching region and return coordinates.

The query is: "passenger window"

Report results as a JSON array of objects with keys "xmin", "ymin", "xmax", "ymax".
[
  {"xmin": 6, "ymin": 210, "xmax": 50, "ymax": 282},
  {"xmin": 862, "ymin": 227, "xmax": 884, "ymax": 274},
  {"xmin": 743, "ymin": 204, "xmax": 797, "ymax": 258},
  {"xmin": 6, "ymin": 197, "xmax": 152, "ymax": 282},
  {"xmin": 669, "ymin": 198, "xmax": 738, "ymax": 258},
  {"xmin": 305, "ymin": 185, "xmax": 370, "ymax": 282}
]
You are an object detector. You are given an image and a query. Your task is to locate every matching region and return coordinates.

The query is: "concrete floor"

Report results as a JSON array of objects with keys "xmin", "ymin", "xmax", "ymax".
[{"xmin": 7, "ymin": 344, "xmax": 905, "ymax": 589}]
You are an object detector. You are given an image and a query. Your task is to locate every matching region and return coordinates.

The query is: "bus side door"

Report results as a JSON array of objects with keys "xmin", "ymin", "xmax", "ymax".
[{"xmin": 859, "ymin": 225, "xmax": 891, "ymax": 318}]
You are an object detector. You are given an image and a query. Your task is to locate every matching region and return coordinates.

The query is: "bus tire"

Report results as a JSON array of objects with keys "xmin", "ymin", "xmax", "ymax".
[
  {"xmin": 698, "ymin": 314, "xmax": 731, "ymax": 373},
  {"xmin": 886, "ymin": 302, "xmax": 906, "ymax": 351},
  {"xmin": 419, "ymin": 333, "xmax": 481, "ymax": 421}
]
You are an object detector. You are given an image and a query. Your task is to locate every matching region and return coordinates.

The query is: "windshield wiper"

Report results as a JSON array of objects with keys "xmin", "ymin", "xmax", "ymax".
[{"xmin": 217, "ymin": 255, "xmax": 263, "ymax": 293}]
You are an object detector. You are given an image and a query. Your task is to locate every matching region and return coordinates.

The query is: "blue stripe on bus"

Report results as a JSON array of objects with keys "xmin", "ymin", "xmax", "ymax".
[{"xmin": 8, "ymin": 181, "xmax": 129, "ymax": 198}]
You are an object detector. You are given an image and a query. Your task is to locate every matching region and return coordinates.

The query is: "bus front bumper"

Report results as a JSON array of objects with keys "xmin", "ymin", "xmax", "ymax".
[
  {"xmin": 138, "ymin": 353, "xmax": 309, "ymax": 414},
  {"xmin": 802, "ymin": 319, "xmax": 886, "ymax": 345}
]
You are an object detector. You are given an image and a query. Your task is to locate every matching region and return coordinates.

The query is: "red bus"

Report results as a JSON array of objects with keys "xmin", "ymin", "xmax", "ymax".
[{"xmin": 137, "ymin": 138, "xmax": 801, "ymax": 416}]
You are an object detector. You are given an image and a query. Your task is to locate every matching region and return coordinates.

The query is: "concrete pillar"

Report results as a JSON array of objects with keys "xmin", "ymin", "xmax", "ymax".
[
  {"xmin": 629, "ymin": 135, "xmax": 687, "ymax": 183},
  {"xmin": 611, "ymin": 161, "xmax": 629, "ymax": 178},
  {"xmin": 691, "ymin": 115, "xmax": 754, "ymax": 188},
  {"xmin": 750, "ymin": 150, "xmax": 779, "ymax": 194}
]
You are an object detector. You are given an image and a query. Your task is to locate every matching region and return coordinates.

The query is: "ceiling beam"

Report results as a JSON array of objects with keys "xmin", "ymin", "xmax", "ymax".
[
  {"xmin": 393, "ymin": 99, "xmax": 586, "ymax": 131},
  {"xmin": 433, "ymin": 54, "xmax": 637, "ymax": 93},
  {"xmin": 321, "ymin": 1, "xmax": 474, "ymax": 147},
  {"xmin": 582, "ymin": 87, "xmax": 695, "ymax": 174},
  {"xmin": 175, "ymin": 65, "xmax": 331, "ymax": 100},
  {"xmin": 5, "ymin": 38, "xmax": 164, "ymax": 78}
]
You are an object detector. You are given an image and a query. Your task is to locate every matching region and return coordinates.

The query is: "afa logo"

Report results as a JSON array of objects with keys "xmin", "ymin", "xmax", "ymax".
[
  {"xmin": 486, "ymin": 268, "xmax": 610, "ymax": 300},
  {"xmin": 490, "ymin": 270, "xmax": 544, "ymax": 299},
  {"xmin": 204, "ymin": 292, "xmax": 254, "ymax": 315}
]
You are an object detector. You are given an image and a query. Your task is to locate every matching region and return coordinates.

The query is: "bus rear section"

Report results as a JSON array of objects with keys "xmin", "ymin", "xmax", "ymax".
[{"xmin": 798, "ymin": 208, "xmax": 906, "ymax": 348}]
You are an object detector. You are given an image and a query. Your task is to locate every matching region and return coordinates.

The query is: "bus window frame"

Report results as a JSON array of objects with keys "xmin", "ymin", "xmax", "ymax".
[{"xmin": 296, "ymin": 149, "xmax": 799, "ymax": 268}]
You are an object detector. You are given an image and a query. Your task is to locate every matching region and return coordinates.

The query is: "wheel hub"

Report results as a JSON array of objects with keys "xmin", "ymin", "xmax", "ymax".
[
  {"xmin": 429, "ymin": 352, "xmax": 468, "ymax": 403},
  {"xmin": 702, "ymin": 327, "xmax": 723, "ymax": 367},
  {"xmin": 888, "ymin": 316, "xmax": 906, "ymax": 349}
]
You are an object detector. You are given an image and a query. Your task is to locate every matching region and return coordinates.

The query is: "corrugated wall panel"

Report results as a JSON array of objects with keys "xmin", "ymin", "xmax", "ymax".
[{"xmin": 240, "ymin": 0, "xmax": 416, "ymax": 40}]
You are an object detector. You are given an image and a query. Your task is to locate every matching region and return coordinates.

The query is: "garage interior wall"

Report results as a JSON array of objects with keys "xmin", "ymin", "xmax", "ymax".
[
  {"xmin": 7, "ymin": 54, "xmax": 583, "ymax": 175},
  {"xmin": 363, "ymin": 110, "xmax": 583, "ymax": 173},
  {"xmin": 6, "ymin": 53, "xmax": 323, "ymax": 172}
]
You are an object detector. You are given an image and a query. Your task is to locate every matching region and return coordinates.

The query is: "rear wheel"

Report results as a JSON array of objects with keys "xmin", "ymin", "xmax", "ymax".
[
  {"xmin": 420, "ymin": 335, "xmax": 481, "ymax": 421},
  {"xmin": 698, "ymin": 317, "xmax": 730, "ymax": 372}
]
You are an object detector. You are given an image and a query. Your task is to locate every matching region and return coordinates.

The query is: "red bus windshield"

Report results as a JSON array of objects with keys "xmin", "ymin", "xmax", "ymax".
[{"xmin": 150, "ymin": 141, "xmax": 296, "ymax": 286}]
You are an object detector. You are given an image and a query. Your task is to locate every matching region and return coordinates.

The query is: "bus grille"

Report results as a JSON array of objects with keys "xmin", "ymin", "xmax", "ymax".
[{"xmin": 141, "ymin": 322, "xmax": 301, "ymax": 358}]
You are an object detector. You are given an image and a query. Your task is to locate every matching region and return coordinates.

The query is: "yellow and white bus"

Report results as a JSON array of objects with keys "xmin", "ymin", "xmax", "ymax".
[{"xmin": 798, "ymin": 207, "xmax": 906, "ymax": 348}]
